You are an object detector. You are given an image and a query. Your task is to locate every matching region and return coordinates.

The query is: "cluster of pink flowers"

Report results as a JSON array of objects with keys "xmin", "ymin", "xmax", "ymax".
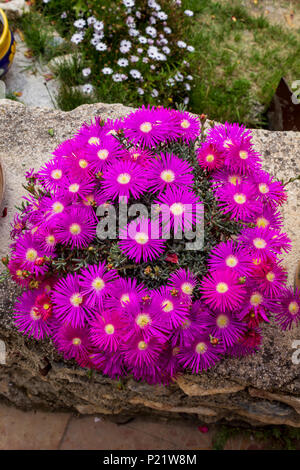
[{"xmin": 7, "ymin": 105, "xmax": 300, "ymax": 385}]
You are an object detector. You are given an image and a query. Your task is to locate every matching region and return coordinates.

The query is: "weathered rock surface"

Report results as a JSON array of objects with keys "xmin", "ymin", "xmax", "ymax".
[{"xmin": 0, "ymin": 100, "xmax": 299, "ymax": 427}]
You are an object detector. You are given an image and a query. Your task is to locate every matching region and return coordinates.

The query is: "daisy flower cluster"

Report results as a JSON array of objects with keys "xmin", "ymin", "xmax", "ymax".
[
  {"xmin": 6, "ymin": 106, "xmax": 299, "ymax": 386},
  {"xmin": 41, "ymin": 0, "xmax": 195, "ymax": 106}
]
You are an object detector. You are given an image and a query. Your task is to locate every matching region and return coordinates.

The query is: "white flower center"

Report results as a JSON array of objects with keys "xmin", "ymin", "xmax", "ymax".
[
  {"xmin": 135, "ymin": 232, "xmax": 149, "ymax": 245},
  {"xmin": 69, "ymin": 223, "xmax": 81, "ymax": 235},
  {"xmin": 117, "ymin": 173, "xmax": 131, "ymax": 184},
  {"xmin": 136, "ymin": 313, "xmax": 151, "ymax": 328},
  {"xmin": 97, "ymin": 149, "xmax": 109, "ymax": 160},
  {"xmin": 288, "ymin": 301, "xmax": 299, "ymax": 315},
  {"xmin": 259, "ymin": 183, "xmax": 269, "ymax": 194},
  {"xmin": 216, "ymin": 282, "xmax": 229, "ymax": 294},
  {"xmin": 225, "ymin": 255, "xmax": 238, "ymax": 268},
  {"xmin": 26, "ymin": 248, "xmax": 38, "ymax": 262},
  {"xmin": 253, "ymin": 237, "xmax": 267, "ymax": 249},
  {"xmin": 51, "ymin": 169, "xmax": 62, "ymax": 180},
  {"xmin": 104, "ymin": 324, "xmax": 115, "ymax": 335},
  {"xmin": 69, "ymin": 183, "xmax": 80, "ymax": 193},
  {"xmin": 92, "ymin": 277, "xmax": 105, "ymax": 291},
  {"xmin": 181, "ymin": 119, "xmax": 190, "ymax": 129},
  {"xmin": 170, "ymin": 202, "xmax": 185, "ymax": 216},
  {"xmin": 239, "ymin": 150, "xmax": 248, "ymax": 159},
  {"xmin": 140, "ymin": 122, "xmax": 153, "ymax": 133},
  {"xmin": 70, "ymin": 293, "xmax": 83, "ymax": 307},
  {"xmin": 160, "ymin": 169, "xmax": 175, "ymax": 183},
  {"xmin": 233, "ymin": 193, "xmax": 246, "ymax": 204},
  {"xmin": 196, "ymin": 342, "xmax": 207, "ymax": 354},
  {"xmin": 161, "ymin": 299, "xmax": 174, "ymax": 312},
  {"xmin": 181, "ymin": 282, "xmax": 193, "ymax": 294},
  {"xmin": 216, "ymin": 314, "xmax": 229, "ymax": 328}
]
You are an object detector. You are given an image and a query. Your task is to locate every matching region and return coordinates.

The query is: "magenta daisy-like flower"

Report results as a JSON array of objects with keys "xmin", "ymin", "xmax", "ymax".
[
  {"xmin": 78, "ymin": 262, "xmax": 118, "ymax": 308},
  {"xmin": 37, "ymin": 157, "xmax": 65, "ymax": 190},
  {"xmin": 101, "ymin": 160, "xmax": 148, "ymax": 201},
  {"xmin": 8, "ymin": 258, "xmax": 32, "ymax": 287},
  {"xmin": 12, "ymin": 232, "xmax": 49, "ymax": 277},
  {"xmin": 122, "ymin": 105, "xmax": 180, "ymax": 148},
  {"xmin": 249, "ymin": 261, "xmax": 287, "ymax": 298},
  {"xmin": 105, "ymin": 277, "xmax": 149, "ymax": 310},
  {"xmin": 35, "ymin": 226, "xmax": 57, "ymax": 254},
  {"xmin": 51, "ymin": 273, "xmax": 90, "ymax": 328},
  {"xmin": 205, "ymin": 310, "xmax": 247, "ymax": 348},
  {"xmin": 215, "ymin": 182, "xmax": 261, "ymax": 222},
  {"xmin": 238, "ymin": 227, "xmax": 291, "ymax": 261},
  {"xmin": 119, "ymin": 218, "xmax": 166, "ymax": 263},
  {"xmin": 123, "ymin": 299, "xmax": 168, "ymax": 340},
  {"xmin": 39, "ymin": 193, "xmax": 72, "ymax": 225},
  {"xmin": 54, "ymin": 324, "xmax": 91, "ymax": 362},
  {"xmin": 207, "ymin": 122, "xmax": 252, "ymax": 151},
  {"xmin": 167, "ymin": 268, "xmax": 197, "ymax": 298},
  {"xmin": 90, "ymin": 310, "xmax": 126, "ymax": 352},
  {"xmin": 238, "ymin": 287, "xmax": 277, "ymax": 325},
  {"xmin": 174, "ymin": 110, "xmax": 201, "ymax": 142},
  {"xmin": 122, "ymin": 334, "xmax": 163, "ymax": 370},
  {"xmin": 274, "ymin": 287, "xmax": 300, "ymax": 330},
  {"xmin": 55, "ymin": 206, "xmax": 97, "ymax": 249},
  {"xmin": 224, "ymin": 138, "xmax": 261, "ymax": 176},
  {"xmin": 150, "ymin": 286, "xmax": 189, "ymax": 329},
  {"xmin": 84, "ymin": 135, "xmax": 126, "ymax": 173},
  {"xmin": 254, "ymin": 206, "xmax": 283, "ymax": 230},
  {"xmin": 155, "ymin": 186, "xmax": 203, "ymax": 234},
  {"xmin": 252, "ymin": 170, "xmax": 287, "ymax": 207},
  {"xmin": 197, "ymin": 143, "xmax": 225, "ymax": 171},
  {"xmin": 13, "ymin": 289, "xmax": 54, "ymax": 339},
  {"xmin": 208, "ymin": 240, "xmax": 252, "ymax": 276},
  {"xmin": 60, "ymin": 176, "xmax": 96, "ymax": 201},
  {"xmin": 177, "ymin": 334, "xmax": 222, "ymax": 373},
  {"xmin": 200, "ymin": 269, "xmax": 246, "ymax": 312},
  {"xmin": 147, "ymin": 153, "xmax": 194, "ymax": 194}
]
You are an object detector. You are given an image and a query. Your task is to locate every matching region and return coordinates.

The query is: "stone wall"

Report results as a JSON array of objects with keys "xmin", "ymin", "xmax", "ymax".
[{"xmin": 0, "ymin": 100, "xmax": 299, "ymax": 426}]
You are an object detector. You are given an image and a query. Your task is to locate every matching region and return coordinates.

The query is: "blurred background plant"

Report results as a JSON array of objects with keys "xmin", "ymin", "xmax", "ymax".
[{"xmin": 14, "ymin": 0, "xmax": 300, "ymax": 127}]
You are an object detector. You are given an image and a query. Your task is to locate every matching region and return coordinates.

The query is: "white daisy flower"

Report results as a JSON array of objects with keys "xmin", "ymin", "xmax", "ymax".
[
  {"xmin": 112, "ymin": 73, "xmax": 123, "ymax": 82},
  {"xmin": 184, "ymin": 97, "xmax": 189, "ymax": 105},
  {"xmin": 102, "ymin": 67, "xmax": 113, "ymax": 75},
  {"xmin": 185, "ymin": 83, "xmax": 191, "ymax": 91},
  {"xmin": 123, "ymin": 0, "xmax": 135, "ymax": 6},
  {"xmin": 74, "ymin": 19, "xmax": 86, "ymax": 29},
  {"xmin": 157, "ymin": 12, "xmax": 168, "ymax": 20},
  {"xmin": 130, "ymin": 69, "xmax": 142, "ymax": 79},
  {"xmin": 94, "ymin": 21, "xmax": 104, "ymax": 32},
  {"xmin": 82, "ymin": 84, "xmax": 93, "ymax": 94},
  {"xmin": 138, "ymin": 36, "xmax": 147, "ymax": 44},
  {"xmin": 130, "ymin": 55, "xmax": 139, "ymax": 62},
  {"xmin": 71, "ymin": 32, "xmax": 84, "ymax": 45},
  {"xmin": 129, "ymin": 28, "xmax": 139, "ymax": 37},
  {"xmin": 118, "ymin": 58, "xmax": 129, "ymax": 67},
  {"xmin": 87, "ymin": 16, "xmax": 97, "ymax": 25},
  {"xmin": 187, "ymin": 75, "xmax": 193, "ymax": 80},
  {"xmin": 162, "ymin": 46, "xmax": 170, "ymax": 54},
  {"xmin": 163, "ymin": 27, "xmax": 172, "ymax": 34},
  {"xmin": 137, "ymin": 87, "xmax": 144, "ymax": 95},
  {"xmin": 177, "ymin": 40, "xmax": 187, "ymax": 48},
  {"xmin": 82, "ymin": 67, "xmax": 91, "ymax": 77},
  {"xmin": 96, "ymin": 42, "xmax": 107, "ymax": 51},
  {"xmin": 187, "ymin": 45, "xmax": 195, "ymax": 52},
  {"xmin": 184, "ymin": 10, "xmax": 194, "ymax": 17},
  {"xmin": 145, "ymin": 26, "xmax": 157, "ymax": 38},
  {"xmin": 151, "ymin": 88, "xmax": 159, "ymax": 97},
  {"xmin": 61, "ymin": 12, "xmax": 67, "ymax": 19}
]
